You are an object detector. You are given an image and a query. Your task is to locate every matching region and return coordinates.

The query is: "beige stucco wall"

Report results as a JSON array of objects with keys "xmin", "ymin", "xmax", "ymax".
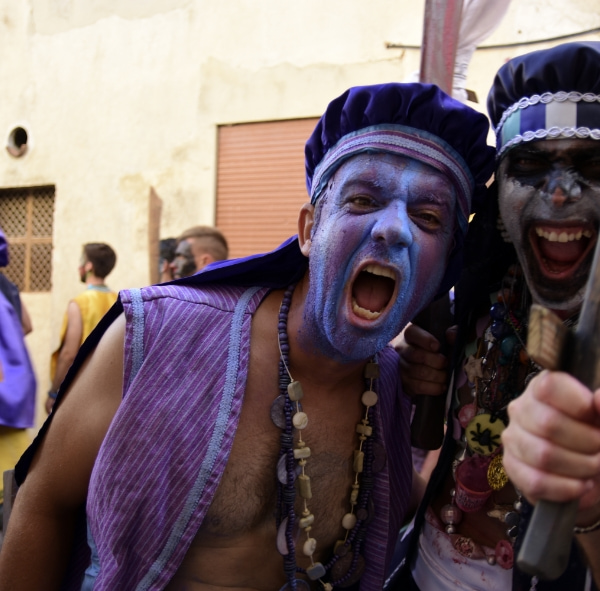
[{"xmin": 0, "ymin": 0, "xmax": 598, "ymax": 431}]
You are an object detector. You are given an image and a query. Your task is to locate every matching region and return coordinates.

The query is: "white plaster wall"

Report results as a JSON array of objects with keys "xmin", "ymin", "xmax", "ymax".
[{"xmin": 0, "ymin": 0, "xmax": 597, "ymax": 429}]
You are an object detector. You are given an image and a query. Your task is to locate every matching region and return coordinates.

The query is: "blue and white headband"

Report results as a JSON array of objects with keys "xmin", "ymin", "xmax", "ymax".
[{"xmin": 495, "ymin": 91, "xmax": 600, "ymax": 158}]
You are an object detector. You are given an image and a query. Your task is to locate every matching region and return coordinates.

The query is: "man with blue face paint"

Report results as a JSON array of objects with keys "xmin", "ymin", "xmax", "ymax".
[
  {"xmin": 299, "ymin": 155, "xmax": 458, "ymax": 363},
  {"xmin": 0, "ymin": 83, "xmax": 494, "ymax": 590}
]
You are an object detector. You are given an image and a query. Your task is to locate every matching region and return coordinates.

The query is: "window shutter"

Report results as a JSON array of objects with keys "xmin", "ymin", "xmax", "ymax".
[{"xmin": 216, "ymin": 118, "xmax": 319, "ymax": 259}]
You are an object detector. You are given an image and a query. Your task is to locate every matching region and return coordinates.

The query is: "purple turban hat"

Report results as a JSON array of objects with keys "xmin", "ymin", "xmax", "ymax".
[
  {"xmin": 306, "ymin": 83, "xmax": 495, "ymax": 295},
  {"xmin": 0, "ymin": 228, "xmax": 8, "ymax": 267},
  {"xmin": 488, "ymin": 41, "xmax": 600, "ymax": 158},
  {"xmin": 178, "ymin": 83, "xmax": 495, "ymax": 295},
  {"xmin": 306, "ymin": 83, "xmax": 495, "ymax": 234}
]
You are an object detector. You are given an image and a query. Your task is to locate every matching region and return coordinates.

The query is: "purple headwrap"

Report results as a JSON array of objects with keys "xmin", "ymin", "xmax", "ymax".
[
  {"xmin": 306, "ymin": 83, "xmax": 495, "ymax": 236},
  {"xmin": 487, "ymin": 41, "xmax": 600, "ymax": 158},
  {"xmin": 178, "ymin": 83, "xmax": 495, "ymax": 295},
  {"xmin": 0, "ymin": 228, "xmax": 8, "ymax": 268}
]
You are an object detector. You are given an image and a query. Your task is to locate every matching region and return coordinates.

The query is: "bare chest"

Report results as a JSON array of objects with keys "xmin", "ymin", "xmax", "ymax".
[
  {"xmin": 200, "ymin": 374, "xmax": 363, "ymax": 549},
  {"xmin": 171, "ymin": 290, "xmax": 369, "ymax": 588}
]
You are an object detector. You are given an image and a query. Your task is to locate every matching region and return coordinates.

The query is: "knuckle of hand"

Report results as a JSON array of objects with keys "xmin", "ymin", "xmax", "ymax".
[
  {"xmin": 535, "ymin": 370, "xmax": 563, "ymax": 402},
  {"xmin": 413, "ymin": 381, "xmax": 429, "ymax": 396},
  {"xmin": 534, "ymin": 442, "xmax": 555, "ymax": 470},
  {"xmin": 500, "ymin": 427, "xmax": 513, "ymax": 448},
  {"xmin": 527, "ymin": 473, "xmax": 547, "ymax": 499},
  {"xmin": 506, "ymin": 398, "xmax": 522, "ymax": 419},
  {"xmin": 537, "ymin": 410, "xmax": 561, "ymax": 437},
  {"xmin": 416, "ymin": 366, "xmax": 430, "ymax": 380},
  {"xmin": 411, "ymin": 348, "xmax": 425, "ymax": 363}
]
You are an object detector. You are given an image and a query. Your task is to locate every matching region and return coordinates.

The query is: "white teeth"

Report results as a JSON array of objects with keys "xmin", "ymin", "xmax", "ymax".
[
  {"xmin": 535, "ymin": 227, "xmax": 592, "ymax": 242},
  {"xmin": 363, "ymin": 264, "xmax": 394, "ymax": 280},
  {"xmin": 352, "ymin": 298, "xmax": 381, "ymax": 320}
]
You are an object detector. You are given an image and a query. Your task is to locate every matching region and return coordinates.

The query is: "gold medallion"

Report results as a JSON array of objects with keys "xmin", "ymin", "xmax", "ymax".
[{"xmin": 487, "ymin": 453, "xmax": 508, "ymax": 490}]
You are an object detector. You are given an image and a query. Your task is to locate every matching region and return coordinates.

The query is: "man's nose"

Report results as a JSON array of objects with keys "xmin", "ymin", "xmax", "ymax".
[
  {"xmin": 543, "ymin": 169, "xmax": 582, "ymax": 207},
  {"xmin": 371, "ymin": 204, "xmax": 413, "ymax": 246}
]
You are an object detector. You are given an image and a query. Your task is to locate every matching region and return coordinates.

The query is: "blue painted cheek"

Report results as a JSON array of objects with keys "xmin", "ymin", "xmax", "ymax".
[
  {"xmin": 404, "ymin": 240, "xmax": 445, "ymax": 311},
  {"xmin": 403, "ymin": 243, "xmax": 427, "ymax": 306}
]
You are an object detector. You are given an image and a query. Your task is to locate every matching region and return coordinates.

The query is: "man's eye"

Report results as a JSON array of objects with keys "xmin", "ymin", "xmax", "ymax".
[
  {"xmin": 578, "ymin": 159, "xmax": 600, "ymax": 182},
  {"xmin": 509, "ymin": 156, "xmax": 548, "ymax": 175},
  {"xmin": 349, "ymin": 195, "xmax": 376, "ymax": 208},
  {"xmin": 410, "ymin": 210, "xmax": 442, "ymax": 229}
]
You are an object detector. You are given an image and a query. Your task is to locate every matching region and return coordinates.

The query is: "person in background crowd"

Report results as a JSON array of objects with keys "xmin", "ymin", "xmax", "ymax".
[
  {"xmin": 46, "ymin": 242, "xmax": 117, "ymax": 413},
  {"xmin": 158, "ymin": 237, "xmax": 178, "ymax": 283},
  {"xmin": 170, "ymin": 225, "xmax": 228, "ymax": 279},
  {"xmin": 0, "ymin": 228, "xmax": 36, "ymax": 527}
]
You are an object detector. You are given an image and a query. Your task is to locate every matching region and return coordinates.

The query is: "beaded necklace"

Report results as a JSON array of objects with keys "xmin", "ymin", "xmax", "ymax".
[{"xmin": 272, "ymin": 283, "xmax": 379, "ymax": 590}]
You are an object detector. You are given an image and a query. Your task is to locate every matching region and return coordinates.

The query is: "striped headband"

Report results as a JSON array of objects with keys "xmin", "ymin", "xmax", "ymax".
[
  {"xmin": 309, "ymin": 124, "xmax": 475, "ymax": 237},
  {"xmin": 496, "ymin": 91, "xmax": 600, "ymax": 158}
]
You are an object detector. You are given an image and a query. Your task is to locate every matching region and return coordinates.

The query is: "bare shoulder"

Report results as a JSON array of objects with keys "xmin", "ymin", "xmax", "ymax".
[
  {"xmin": 0, "ymin": 315, "xmax": 126, "ymax": 588},
  {"xmin": 26, "ymin": 312, "xmax": 126, "ymax": 507}
]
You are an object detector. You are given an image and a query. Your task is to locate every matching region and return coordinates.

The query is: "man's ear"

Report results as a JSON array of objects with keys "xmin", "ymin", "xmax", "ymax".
[
  {"xmin": 198, "ymin": 253, "xmax": 215, "ymax": 270},
  {"xmin": 84, "ymin": 261, "xmax": 94, "ymax": 275},
  {"xmin": 298, "ymin": 203, "xmax": 315, "ymax": 257}
]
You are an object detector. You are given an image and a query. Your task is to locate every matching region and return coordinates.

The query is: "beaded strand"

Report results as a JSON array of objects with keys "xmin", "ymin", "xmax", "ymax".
[{"xmin": 274, "ymin": 284, "xmax": 379, "ymax": 589}]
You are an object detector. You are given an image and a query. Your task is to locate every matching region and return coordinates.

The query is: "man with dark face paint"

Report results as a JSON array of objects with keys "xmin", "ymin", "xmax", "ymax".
[
  {"xmin": 495, "ymin": 120, "xmax": 600, "ymax": 318},
  {"xmin": 390, "ymin": 42, "xmax": 600, "ymax": 590},
  {"xmin": 0, "ymin": 83, "xmax": 494, "ymax": 590},
  {"xmin": 170, "ymin": 238, "xmax": 197, "ymax": 278},
  {"xmin": 168, "ymin": 225, "xmax": 229, "ymax": 280}
]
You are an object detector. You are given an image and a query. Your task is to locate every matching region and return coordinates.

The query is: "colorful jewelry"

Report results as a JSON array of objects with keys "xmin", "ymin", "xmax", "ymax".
[
  {"xmin": 274, "ymin": 284, "xmax": 380, "ymax": 589},
  {"xmin": 436, "ymin": 498, "xmax": 517, "ymax": 569},
  {"xmin": 439, "ymin": 264, "xmax": 536, "ymax": 570}
]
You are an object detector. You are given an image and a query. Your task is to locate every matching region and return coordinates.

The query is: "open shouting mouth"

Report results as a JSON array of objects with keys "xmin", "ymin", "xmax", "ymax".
[
  {"xmin": 350, "ymin": 263, "xmax": 397, "ymax": 321},
  {"xmin": 529, "ymin": 223, "xmax": 596, "ymax": 280},
  {"xmin": 526, "ymin": 221, "xmax": 597, "ymax": 304}
]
